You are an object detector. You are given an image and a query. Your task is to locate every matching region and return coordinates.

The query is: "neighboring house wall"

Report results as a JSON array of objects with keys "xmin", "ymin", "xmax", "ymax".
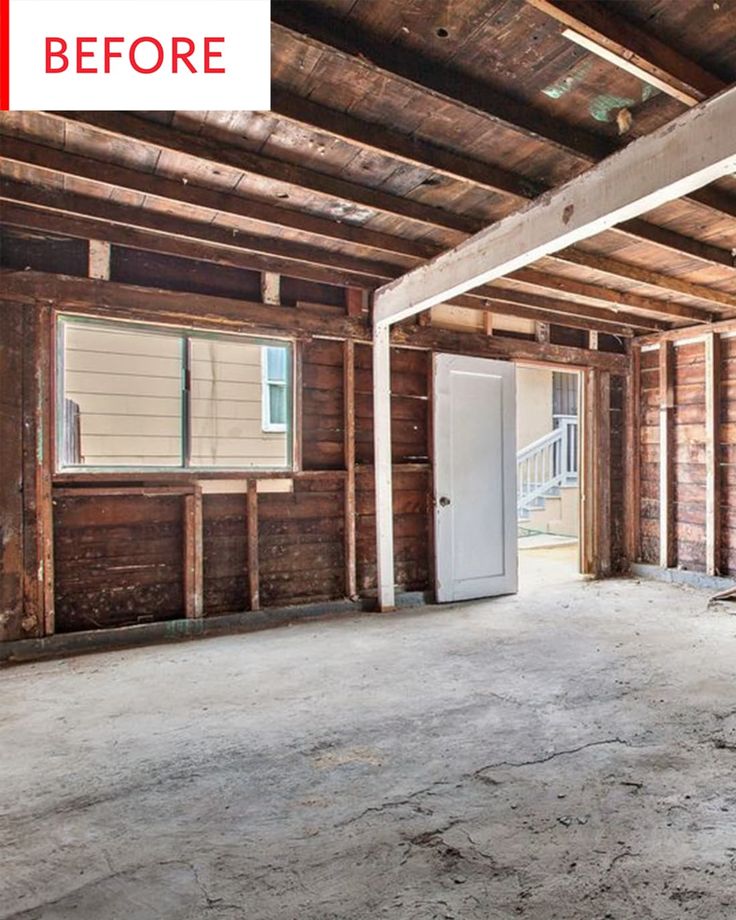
[
  {"xmin": 516, "ymin": 367, "xmax": 554, "ymax": 450},
  {"xmin": 63, "ymin": 324, "xmax": 287, "ymax": 468}
]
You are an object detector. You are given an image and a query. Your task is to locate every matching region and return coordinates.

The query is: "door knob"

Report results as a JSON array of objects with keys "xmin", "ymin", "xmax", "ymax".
[{"xmin": 439, "ymin": 496, "xmax": 451, "ymax": 507}]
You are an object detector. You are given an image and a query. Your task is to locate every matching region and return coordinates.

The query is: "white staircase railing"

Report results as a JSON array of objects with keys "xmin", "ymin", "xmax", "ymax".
[{"xmin": 517, "ymin": 416, "xmax": 578, "ymax": 517}]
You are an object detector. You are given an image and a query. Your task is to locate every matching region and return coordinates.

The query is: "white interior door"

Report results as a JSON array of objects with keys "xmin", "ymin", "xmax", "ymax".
[{"xmin": 434, "ymin": 354, "xmax": 518, "ymax": 602}]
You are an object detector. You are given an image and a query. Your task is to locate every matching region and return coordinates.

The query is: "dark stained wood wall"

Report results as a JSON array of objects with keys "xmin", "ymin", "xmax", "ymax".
[
  {"xmin": 0, "ymin": 304, "xmax": 25, "ymax": 642},
  {"xmin": 635, "ymin": 338, "xmax": 724, "ymax": 575},
  {"xmin": 639, "ymin": 346, "xmax": 660, "ymax": 565},
  {"xmin": 0, "ymin": 233, "xmax": 630, "ymax": 643}
]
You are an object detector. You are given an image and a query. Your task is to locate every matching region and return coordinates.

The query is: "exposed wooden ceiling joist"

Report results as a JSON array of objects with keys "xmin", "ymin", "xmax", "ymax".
[
  {"xmin": 0, "ymin": 166, "xmax": 710, "ymax": 326},
  {"xmin": 271, "ymin": 6, "xmax": 611, "ymax": 161},
  {"xmin": 271, "ymin": 7, "xmax": 736, "ymax": 223},
  {"xmin": 1, "ymin": 183, "xmax": 665, "ymax": 334},
  {"xmin": 525, "ymin": 0, "xmax": 725, "ymax": 106},
  {"xmin": 269, "ymin": 87, "xmax": 545, "ymax": 201},
  {"xmin": 46, "ymin": 112, "xmax": 736, "ymax": 273},
  {"xmin": 0, "ymin": 135, "xmax": 438, "ymax": 260}
]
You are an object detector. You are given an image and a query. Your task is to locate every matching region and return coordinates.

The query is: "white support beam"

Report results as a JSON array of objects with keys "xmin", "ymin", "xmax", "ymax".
[
  {"xmin": 373, "ymin": 322, "xmax": 395, "ymax": 611},
  {"xmin": 373, "ymin": 85, "xmax": 736, "ymax": 326}
]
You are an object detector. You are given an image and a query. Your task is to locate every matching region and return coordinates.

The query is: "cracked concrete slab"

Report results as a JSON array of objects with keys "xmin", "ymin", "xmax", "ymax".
[{"xmin": 1, "ymin": 564, "xmax": 735, "ymax": 919}]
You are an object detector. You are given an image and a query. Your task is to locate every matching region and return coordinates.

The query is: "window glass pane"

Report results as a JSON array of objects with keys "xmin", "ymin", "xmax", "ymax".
[
  {"xmin": 269, "ymin": 384, "xmax": 286, "ymax": 425},
  {"xmin": 266, "ymin": 346, "xmax": 287, "ymax": 382},
  {"xmin": 61, "ymin": 322, "xmax": 182, "ymax": 467},
  {"xmin": 190, "ymin": 338, "xmax": 290, "ymax": 468}
]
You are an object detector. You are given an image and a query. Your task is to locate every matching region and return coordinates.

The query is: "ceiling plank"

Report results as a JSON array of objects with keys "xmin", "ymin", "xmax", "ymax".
[
  {"xmin": 525, "ymin": 0, "xmax": 725, "ymax": 106},
  {"xmin": 271, "ymin": 7, "xmax": 611, "ymax": 161},
  {"xmin": 374, "ymin": 86, "xmax": 736, "ymax": 324},
  {"xmin": 272, "ymin": 9, "xmax": 736, "ymax": 224}
]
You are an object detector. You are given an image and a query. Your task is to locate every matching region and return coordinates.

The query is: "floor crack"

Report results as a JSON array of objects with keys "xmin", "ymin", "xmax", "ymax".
[{"xmin": 472, "ymin": 737, "xmax": 630, "ymax": 778}]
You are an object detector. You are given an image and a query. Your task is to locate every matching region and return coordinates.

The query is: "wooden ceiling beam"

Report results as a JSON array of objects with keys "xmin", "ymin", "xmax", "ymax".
[
  {"xmin": 271, "ymin": 7, "xmax": 611, "ymax": 161},
  {"xmin": 272, "ymin": 8, "xmax": 736, "ymax": 224},
  {"xmin": 551, "ymin": 247, "xmax": 736, "ymax": 311},
  {"xmin": 50, "ymin": 113, "xmax": 736, "ymax": 270},
  {"xmin": 0, "ymin": 179, "xmax": 406, "ymax": 283},
  {"xmin": 0, "ymin": 172, "xmax": 716, "ymax": 327},
  {"xmin": 53, "ymin": 110, "xmax": 482, "ymax": 237},
  {"xmin": 270, "ymin": 86, "xmax": 545, "ymax": 201},
  {"xmin": 0, "ymin": 201, "xmax": 397, "ymax": 291},
  {"xmin": 525, "ymin": 0, "xmax": 725, "ymax": 107},
  {"xmin": 503, "ymin": 268, "xmax": 714, "ymax": 323}
]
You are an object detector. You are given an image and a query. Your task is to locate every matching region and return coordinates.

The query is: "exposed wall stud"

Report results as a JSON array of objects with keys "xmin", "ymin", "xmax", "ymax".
[
  {"xmin": 247, "ymin": 480, "xmax": 260, "ymax": 611},
  {"xmin": 184, "ymin": 488, "xmax": 204, "ymax": 618},
  {"xmin": 705, "ymin": 332, "xmax": 722, "ymax": 576},
  {"xmin": 659, "ymin": 342, "xmax": 675, "ymax": 569}
]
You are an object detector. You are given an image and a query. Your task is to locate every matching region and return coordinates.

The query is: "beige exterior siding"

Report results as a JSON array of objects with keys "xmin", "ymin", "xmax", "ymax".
[
  {"xmin": 516, "ymin": 367, "xmax": 554, "ymax": 450},
  {"xmin": 62, "ymin": 322, "xmax": 288, "ymax": 469}
]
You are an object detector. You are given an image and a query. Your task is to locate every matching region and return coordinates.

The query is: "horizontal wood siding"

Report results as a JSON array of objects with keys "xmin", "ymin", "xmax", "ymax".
[
  {"xmin": 356, "ymin": 468, "xmax": 431, "ymax": 596},
  {"xmin": 202, "ymin": 493, "xmax": 249, "ymax": 615},
  {"xmin": 674, "ymin": 342, "xmax": 706, "ymax": 571},
  {"xmin": 53, "ymin": 493, "xmax": 185, "ymax": 632},
  {"xmin": 302, "ymin": 338, "xmax": 345, "ymax": 470},
  {"xmin": 258, "ymin": 477, "xmax": 346, "ymax": 606},
  {"xmin": 354, "ymin": 345, "xmax": 430, "ymax": 465}
]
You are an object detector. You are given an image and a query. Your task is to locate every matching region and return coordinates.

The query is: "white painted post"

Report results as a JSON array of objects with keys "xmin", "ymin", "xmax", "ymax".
[{"xmin": 373, "ymin": 321, "xmax": 395, "ymax": 610}]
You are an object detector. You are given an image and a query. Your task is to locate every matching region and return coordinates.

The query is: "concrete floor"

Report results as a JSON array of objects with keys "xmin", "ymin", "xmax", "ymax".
[{"xmin": 1, "ymin": 560, "xmax": 735, "ymax": 919}]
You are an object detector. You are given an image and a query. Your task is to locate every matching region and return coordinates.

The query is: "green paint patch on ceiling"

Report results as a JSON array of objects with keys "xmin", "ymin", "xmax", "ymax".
[
  {"xmin": 589, "ymin": 93, "xmax": 636, "ymax": 122},
  {"xmin": 541, "ymin": 59, "xmax": 592, "ymax": 99}
]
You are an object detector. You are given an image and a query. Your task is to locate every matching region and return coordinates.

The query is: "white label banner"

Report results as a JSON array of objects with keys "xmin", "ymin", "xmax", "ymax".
[{"xmin": 6, "ymin": 0, "xmax": 271, "ymax": 110}]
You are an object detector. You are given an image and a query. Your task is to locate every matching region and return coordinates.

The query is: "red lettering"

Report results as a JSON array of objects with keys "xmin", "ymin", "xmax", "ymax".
[
  {"xmin": 204, "ymin": 37, "xmax": 225, "ymax": 73},
  {"xmin": 129, "ymin": 36, "xmax": 164, "ymax": 74},
  {"xmin": 44, "ymin": 35, "xmax": 224, "ymax": 75},
  {"xmin": 172, "ymin": 37, "xmax": 196, "ymax": 73},
  {"xmin": 76, "ymin": 37, "xmax": 97, "ymax": 74},
  {"xmin": 45, "ymin": 37, "xmax": 68, "ymax": 73},
  {"xmin": 104, "ymin": 37, "xmax": 124, "ymax": 74}
]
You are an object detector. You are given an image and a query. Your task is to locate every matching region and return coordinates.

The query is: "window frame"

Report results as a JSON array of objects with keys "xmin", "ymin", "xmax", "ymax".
[{"xmin": 55, "ymin": 314, "xmax": 295, "ymax": 474}]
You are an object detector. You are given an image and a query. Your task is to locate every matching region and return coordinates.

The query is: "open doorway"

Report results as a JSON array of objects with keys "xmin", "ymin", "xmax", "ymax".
[{"xmin": 516, "ymin": 364, "xmax": 582, "ymax": 588}]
